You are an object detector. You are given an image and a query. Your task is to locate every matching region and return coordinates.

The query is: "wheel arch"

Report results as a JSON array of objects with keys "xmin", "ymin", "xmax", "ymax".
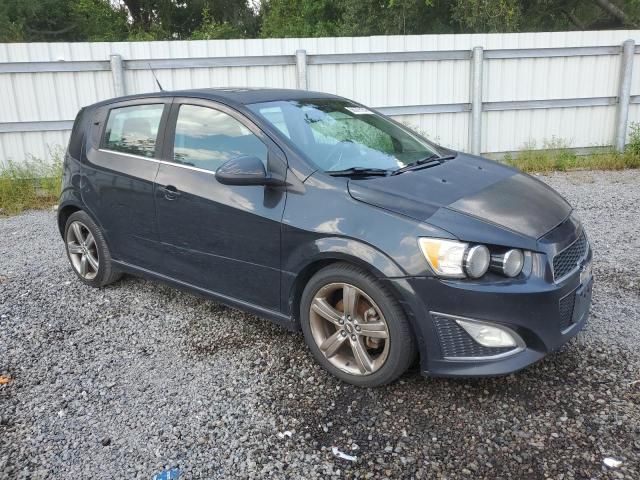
[
  {"xmin": 285, "ymin": 239, "xmax": 407, "ymax": 327},
  {"xmin": 57, "ymin": 202, "xmax": 82, "ymax": 237},
  {"xmin": 57, "ymin": 201, "xmax": 105, "ymax": 240}
]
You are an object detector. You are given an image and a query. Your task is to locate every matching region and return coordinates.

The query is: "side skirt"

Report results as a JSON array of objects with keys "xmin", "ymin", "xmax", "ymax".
[{"xmin": 112, "ymin": 260, "xmax": 299, "ymax": 332}]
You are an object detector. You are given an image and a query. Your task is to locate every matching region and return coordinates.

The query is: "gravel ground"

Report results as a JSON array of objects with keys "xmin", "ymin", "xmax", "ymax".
[{"xmin": 1, "ymin": 169, "xmax": 639, "ymax": 479}]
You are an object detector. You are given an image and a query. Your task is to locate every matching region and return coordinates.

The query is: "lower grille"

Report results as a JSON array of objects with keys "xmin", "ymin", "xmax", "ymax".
[
  {"xmin": 432, "ymin": 315, "xmax": 514, "ymax": 358},
  {"xmin": 559, "ymin": 290, "xmax": 576, "ymax": 331}
]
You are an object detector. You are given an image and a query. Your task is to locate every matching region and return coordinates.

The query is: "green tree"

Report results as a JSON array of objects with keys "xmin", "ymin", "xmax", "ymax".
[
  {"xmin": 0, "ymin": 0, "xmax": 260, "ymax": 42},
  {"xmin": 450, "ymin": 0, "xmax": 640, "ymax": 32},
  {"xmin": 190, "ymin": 6, "xmax": 244, "ymax": 39},
  {"xmin": 260, "ymin": 0, "xmax": 639, "ymax": 37},
  {"xmin": 0, "ymin": 0, "xmax": 638, "ymax": 43},
  {"xmin": 0, "ymin": 0, "xmax": 129, "ymax": 42},
  {"xmin": 260, "ymin": 0, "xmax": 343, "ymax": 37},
  {"xmin": 72, "ymin": 0, "xmax": 130, "ymax": 41},
  {"xmin": 451, "ymin": 0, "xmax": 521, "ymax": 33},
  {"xmin": 118, "ymin": 0, "xmax": 259, "ymax": 39},
  {"xmin": 338, "ymin": 0, "xmax": 453, "ymax": 36}
]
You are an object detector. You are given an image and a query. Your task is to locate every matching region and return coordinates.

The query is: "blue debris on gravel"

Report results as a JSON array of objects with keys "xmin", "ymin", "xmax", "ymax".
[{"xmin": 152, "ymin": 468, "xmax": 181, "ymax": 480}]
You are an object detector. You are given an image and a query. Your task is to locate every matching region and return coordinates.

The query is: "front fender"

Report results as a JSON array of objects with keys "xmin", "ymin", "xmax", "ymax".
[
  {"xmin": 284, "ymin": 236, "xmax": 406, "ymax": 279},
  {"xmin": 280, "ymin": 235, "xmax": 407, "ymax": 321}
]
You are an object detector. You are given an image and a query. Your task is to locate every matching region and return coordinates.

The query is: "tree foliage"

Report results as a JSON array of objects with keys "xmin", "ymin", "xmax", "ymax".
[
  {"xmin": 0, "ymin": 0, "xmax": 129, "ymax": 42},
  {"xmin": 260, "ymin": 0, "xmax": 342, "ymax": 38},
  {"xmin": 0, "ymin": 0, "xmax": 638, "ymax": 42}
]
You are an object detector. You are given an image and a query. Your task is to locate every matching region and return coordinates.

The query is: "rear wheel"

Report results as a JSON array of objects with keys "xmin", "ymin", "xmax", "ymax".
[
  {"xmin": 64, "ymin": 211, "xmax": 121, "ymax": 288},
  {"xmin": 300, "ymin": 263, "xmax": 416, "ymax": 387}
]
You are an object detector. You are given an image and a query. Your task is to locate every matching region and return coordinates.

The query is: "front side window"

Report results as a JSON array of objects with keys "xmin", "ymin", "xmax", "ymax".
[
  {"xmin": 172, "ymin": 105, "xmax": 268, "ymax": 173},
  {"xmin": 248, "ymin": 99, "xmax": 438, "ymax": 172},
  {"xmin": 103, "ymin": 104, "xmax": 164, "ymax": 158}
]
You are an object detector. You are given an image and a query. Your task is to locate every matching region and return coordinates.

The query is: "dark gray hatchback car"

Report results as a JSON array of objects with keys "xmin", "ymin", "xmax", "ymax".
[{"xmin": 58, "ymin": 88, "xmax": 593, "ymax": 386}]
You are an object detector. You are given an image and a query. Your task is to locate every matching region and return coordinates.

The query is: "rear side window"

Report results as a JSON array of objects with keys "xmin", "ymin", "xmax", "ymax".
[
  {"xmin": 103, "ymin": 104, "xmax": 164, "ymax": 158},
  {"xmin": 172, "ymin": 104, "xmax": 267, "ymax": 172}
]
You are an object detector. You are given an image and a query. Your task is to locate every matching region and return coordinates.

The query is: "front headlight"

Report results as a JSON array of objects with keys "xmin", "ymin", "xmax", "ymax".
[
  {"xmin": 490, "ymin": 249, "xmax": 524, "ymax": 278},
  {"xmin": 419, "ymin": 238, "xmax": 489, "ymax": 279},
  {"xmin": 464, "ymin": 245, "xmax": 490, "ymax": 278},
  {"xmin": 419, "ymin": 238, "xmax": 467, "ymax": 278},
  {"xmin": 419, "ymin": 238, "xmax": 526, "ymax": 279}
]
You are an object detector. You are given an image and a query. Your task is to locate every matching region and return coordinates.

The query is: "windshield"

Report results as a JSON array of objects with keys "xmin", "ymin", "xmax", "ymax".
[{"xmin": 247, "ymin": 99, "xmax": 440, "ymax": 172}]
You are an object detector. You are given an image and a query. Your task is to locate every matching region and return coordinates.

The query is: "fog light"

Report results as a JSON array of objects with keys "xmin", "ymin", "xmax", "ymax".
[{"xmin": 455, "ymin": 318, "xmax": 517, "ymax": 348}]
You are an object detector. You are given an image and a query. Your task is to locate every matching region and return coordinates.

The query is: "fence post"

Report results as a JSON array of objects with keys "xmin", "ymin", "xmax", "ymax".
[
  {"xmin": 110, "ymin": 54, "xmax": 126, "ymax": 97},
  {"xmin": 614, "ymin": 39, "xmax": 635, "ymax": 152},
  {"xmin": 469, "ymin": 46, "xmax": 484, "ymax": 155},
  {"xmin": 295, "ymin": 49, "xmax": 308, "ymax": 90}
]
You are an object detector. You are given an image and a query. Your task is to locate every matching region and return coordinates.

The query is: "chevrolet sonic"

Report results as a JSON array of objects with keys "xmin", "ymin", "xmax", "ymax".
[{"xmin": 58, "ymin": 88, "xmax": 593, "ymax": 386}]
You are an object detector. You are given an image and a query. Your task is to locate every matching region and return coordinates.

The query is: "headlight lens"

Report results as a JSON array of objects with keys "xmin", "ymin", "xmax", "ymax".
[
  {"xmin": 464, "ymin": 245, "xmax": 490, "ymax": 278},
  {"xmin": 419, "ymin": 238, "xmax": 526, "ymax": 279},
  {"xmin": 418, "ymin": 238, "xmax": 467, "ymax": 278},
  {"xmin": 490, "ymin": 249, "xmax": 524, "ymax": 277}
]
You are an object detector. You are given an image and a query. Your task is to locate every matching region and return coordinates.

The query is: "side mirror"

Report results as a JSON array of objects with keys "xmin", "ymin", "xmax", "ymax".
[{"xmin": 215, "ymin": 155, "xmax": 284, "ymax": 186}]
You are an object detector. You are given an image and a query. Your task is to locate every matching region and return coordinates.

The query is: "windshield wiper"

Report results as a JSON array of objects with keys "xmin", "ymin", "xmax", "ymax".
[
  {"xmin": 391, "ymin": 153, "xmax": 457, "ymax": 176},
  {"xmin": 327, "ymin": 167, "xmax": 390, "ymax": 177}
]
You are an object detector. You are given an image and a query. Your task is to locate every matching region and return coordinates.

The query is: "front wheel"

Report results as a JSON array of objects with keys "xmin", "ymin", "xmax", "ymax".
[
  {"xmin": 64, "ymin": 211, "xmax": 121, "ymax": 288},
  {"xmin": 300, "ymin": 263, "xmax": 416, "ymax": 387}
]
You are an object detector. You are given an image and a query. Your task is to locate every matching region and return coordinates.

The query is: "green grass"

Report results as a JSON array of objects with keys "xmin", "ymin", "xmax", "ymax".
[
  {"xmin": 0, "ymin": 153, "xmax": 63, "ymax": 216},
  {"xmin": 503, "ymin": 148, "xmax": 640, "ymax": 173},
  {"xmin": 502, "ymin": 125, "xmax": 640, "ymax": 173}
]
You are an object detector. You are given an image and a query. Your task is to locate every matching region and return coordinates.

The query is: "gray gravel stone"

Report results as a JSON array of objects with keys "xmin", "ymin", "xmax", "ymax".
[{"xmin": 0, "ymin": 169, "xmax": 639, "ymax": 479}]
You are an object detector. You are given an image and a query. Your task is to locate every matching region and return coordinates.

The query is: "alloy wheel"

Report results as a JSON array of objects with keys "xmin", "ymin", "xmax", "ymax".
[
  {"xmin": 66, "ymin": 221, "xmax": 99, "ymax": 280},
  {"xmin": 309, "ymin": 282, "xmax": 390, "ymax": 376}
]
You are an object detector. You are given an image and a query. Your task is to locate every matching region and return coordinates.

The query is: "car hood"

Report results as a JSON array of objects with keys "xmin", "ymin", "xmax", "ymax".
[{"xmin": 347, "ymin": 153, "xmax": 571, "ymax": 239}]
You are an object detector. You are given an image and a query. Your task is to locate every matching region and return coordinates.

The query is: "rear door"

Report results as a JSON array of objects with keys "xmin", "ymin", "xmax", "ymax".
[
  {"xmin": 82, "ymin": 98, "xmax": 171, "ymax": 268},
  {"xmin": 153, "ymin": 98, "xmax": 287, "ymax": 311}
]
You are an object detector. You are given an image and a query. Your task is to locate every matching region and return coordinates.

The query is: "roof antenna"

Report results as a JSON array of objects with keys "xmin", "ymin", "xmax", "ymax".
[{"xmin": 148, "ymin": 63, "xmax": 164, "ymax": 92}]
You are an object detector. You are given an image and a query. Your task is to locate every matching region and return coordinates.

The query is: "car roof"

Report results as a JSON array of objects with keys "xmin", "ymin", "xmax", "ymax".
[{"xmin": 88, "ymin": 88, "xmax": 344, "ymax": 109}]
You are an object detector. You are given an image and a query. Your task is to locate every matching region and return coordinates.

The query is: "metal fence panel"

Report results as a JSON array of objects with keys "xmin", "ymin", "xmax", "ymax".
[{"xmin": 0, "ymin": 30, "xmax": 639, "ymax": 164}]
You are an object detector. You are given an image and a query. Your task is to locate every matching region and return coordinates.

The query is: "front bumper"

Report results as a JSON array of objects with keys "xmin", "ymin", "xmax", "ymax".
[{"xmin": 387, "ymin": 248, "xmax": 593, "ymax": 378}]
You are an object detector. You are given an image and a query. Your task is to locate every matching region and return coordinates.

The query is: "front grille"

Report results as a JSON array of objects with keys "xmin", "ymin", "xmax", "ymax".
[
  {"xmin": 553, "ymin": 231, "xmax": 588, "ymax": 281},
  {"xmin": 558, "ymin": 290, "xmax": 576, "ymax": 331},
  {"xmin": 432, "ymin": 315, "xmax": 514, "ymax": 358}
]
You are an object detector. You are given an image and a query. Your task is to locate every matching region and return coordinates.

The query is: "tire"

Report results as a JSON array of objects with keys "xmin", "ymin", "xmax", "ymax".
[
  {"xmin": 300, "ymin": 262, "xmax": 416, "ymax": 387},
  {"xmin": 64, "ymin": 210, "xmax": 121, "ymax": 288}
]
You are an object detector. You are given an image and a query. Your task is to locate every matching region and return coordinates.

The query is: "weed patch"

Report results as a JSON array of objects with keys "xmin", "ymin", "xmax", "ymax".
[
  {"xmin": 502, "ymin": 135, "xmax": 640, "ymax": 173},
  {"xmin": 0, "ymin": 150, "xmax": 63, "ymax": 215}
]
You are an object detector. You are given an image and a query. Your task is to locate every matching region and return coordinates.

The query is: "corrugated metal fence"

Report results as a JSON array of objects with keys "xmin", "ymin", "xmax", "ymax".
[{"xmin": 1, "ymin": 30, "xmax": 639, "ymax": 164}]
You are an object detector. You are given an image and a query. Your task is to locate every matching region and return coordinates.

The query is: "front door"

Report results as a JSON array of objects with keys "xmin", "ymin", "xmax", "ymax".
[
  {"xmin": 154, "ymin": 99, "xmax": 286, "ymax": 311},
  {"xmin": 82, "ymin": 99, "xmax": 171, "ymax": 269}
]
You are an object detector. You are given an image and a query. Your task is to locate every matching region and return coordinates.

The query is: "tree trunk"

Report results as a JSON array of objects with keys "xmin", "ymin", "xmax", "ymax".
[
  {"xmin": 121, "ymin": 0, "xmax": 151, "ymax": 30},
  {"xmin": 593, "ymin": 0, "xmax": 637, "ymax": 26},
  {"xmin": 562, "ymin": 9, "xmax": 586, "ymax": 30}
]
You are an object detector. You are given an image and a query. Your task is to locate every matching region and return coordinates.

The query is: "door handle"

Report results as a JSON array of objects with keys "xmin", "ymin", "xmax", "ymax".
[{"xmin": 160, "ymin": 185, "xmax": 181, "ymax": 200}]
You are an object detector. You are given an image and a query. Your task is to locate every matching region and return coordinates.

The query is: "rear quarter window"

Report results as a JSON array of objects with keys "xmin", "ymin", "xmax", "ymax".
[{"xmin": 102, "ymin": 104, "xmax": 165, "ymax": 158}]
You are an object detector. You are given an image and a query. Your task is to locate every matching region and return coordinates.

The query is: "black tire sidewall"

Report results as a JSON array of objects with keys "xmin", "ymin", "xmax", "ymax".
[
  {"xmin": 64, "ymin": 211, "xmax": 115, "ymax": 288},
  {"xmin": 300, "ymin": 263, "xmax": 415, "ymax": 387}
]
